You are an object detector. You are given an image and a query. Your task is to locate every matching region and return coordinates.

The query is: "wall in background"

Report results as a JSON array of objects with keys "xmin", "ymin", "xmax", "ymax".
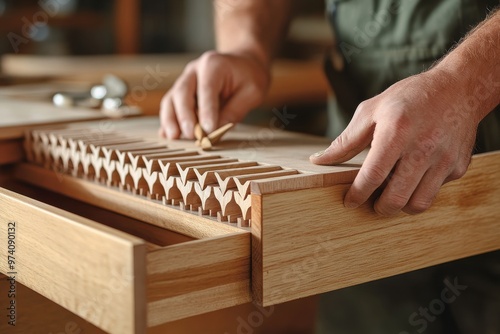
[{"xmin": 0, "ymin": 0, "xmax": 327, "ymax": 56}]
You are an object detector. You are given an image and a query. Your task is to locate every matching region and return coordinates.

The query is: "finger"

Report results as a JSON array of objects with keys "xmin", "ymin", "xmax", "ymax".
[
  {"xmin": 197, "ymin": 64, "xmax": 223, "ymax": 133},
  {"xmin": 402, "ymin": 165, "xmax": 450, "ymax": 214},
  {"xmin": 401, "ymin": 152, "xmax": 470, "ymax": 215},
  {"xmin": 159, "ymin": 94, "xmax": 181, "ymax": 139},
  {"xmin": 443, "ymin": 155, "xmax": 471, "ymax": 184},
  {"xmin": 218, "ymin": 85, "xmax": 262, "ymax": 125},
  {"xmin": 344, "ymin": 124, "xmax": 404, "ymax": 208},
  {"xmin": 310, "ymin": 107, "xmax": 374, "ymax": 165},
  {"xmin": 158, "ymin": 127, "xmax": 166, "ymax": 138},
  {"xmin": 374, "ymin": 155, "xmax": 429, "ymax": 216},
  {"xmin": 172, "ymin": 71, "xmax": 198, "ymax": 139}
]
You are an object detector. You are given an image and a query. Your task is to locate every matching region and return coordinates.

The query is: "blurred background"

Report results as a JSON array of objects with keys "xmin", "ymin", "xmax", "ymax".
[
  {"xmin": 0, "ymin": 0, "xmax": 334, "ymax": 135},
  {"xmin": 0, "ymin": 0, "xmax": 330, "ymax": 55}
]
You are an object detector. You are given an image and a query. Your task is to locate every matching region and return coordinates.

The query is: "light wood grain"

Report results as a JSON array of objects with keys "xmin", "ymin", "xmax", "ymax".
[
  {"xmin": 23, "ymin": 116, "xmax": 365, "ymax": 175},
  {"xmin": 1, "ymin": 54, "xmax": 194, "ymax": 81},
  {"xmin": 0, "ymin": 188, "xmax": 147, "ymax": 334},
  {"xmin": 3, "ymin": 178, "xmax": 193, "ymax": 248},
  {"xmin": 0, "ymin": 98, "xmax": 106, "ymax": 140},
  {"xmin": 0, "ymin": 277, "xmax": 318, "ymax": 334},
  {"xmin": 0, "ymin": 277, "xmax": 106, "ymax": 334},
  {"xmin": 1, "ymin": 179, "xmax": 254, "ymax": 328},
  {"xmin": 14, "ymin": 163, "xmax": 241, "ymax": 238},
  {"xmin": 147, "ymin": 232, "xmax": 252, "ymax": 326},
  {"xmin": 251, "ymin": 152, "xmax": 500, "ymax": 305},
  {"xmin": 22, "ymin": 117, "xmax": 364, "ymax": 228}
]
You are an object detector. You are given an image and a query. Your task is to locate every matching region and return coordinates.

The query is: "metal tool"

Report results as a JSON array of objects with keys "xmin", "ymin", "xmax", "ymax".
[{"xmin": 52, "ymin": 74, "xmax": 137, "ymax": 117}]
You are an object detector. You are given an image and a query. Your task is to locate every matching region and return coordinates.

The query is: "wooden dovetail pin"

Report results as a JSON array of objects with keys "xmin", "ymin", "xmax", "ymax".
[
  {"xmin": 196, "ymin": 123, "xmax": 235, "ymax": 151},
  {"xmin": 194, "ymin": 123, "xmax": 207, "ymax": 147}
]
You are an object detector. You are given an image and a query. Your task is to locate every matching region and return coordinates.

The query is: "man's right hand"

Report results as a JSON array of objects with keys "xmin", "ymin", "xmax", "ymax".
[{"xmin": 159, "ymin": 51, "xmax": 271, "ymax": 139}]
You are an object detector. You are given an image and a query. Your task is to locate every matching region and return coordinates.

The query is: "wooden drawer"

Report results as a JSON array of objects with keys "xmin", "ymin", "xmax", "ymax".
[
  {"xmin": 0, "ymin": 181, "xmax": 250, "ymax": 334},
  {"xmin": 2, "ymin": 116, "xmax": 500, "ymax": 334},
  {"xmin": 251, "ymin": 152, "xmax": 500, "ymax": 306}
]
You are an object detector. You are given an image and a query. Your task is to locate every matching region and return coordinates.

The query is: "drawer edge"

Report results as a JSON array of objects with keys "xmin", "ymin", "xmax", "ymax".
[
  {"xmin": 146, "ymin": 231, "xmax": 251, "ymax": 326},
  {"xmin": 0, "ymin": 188, "xmax": 147, "ymax": 334},
  {"xmin": 148, "ymin": 280, "xmax": 251, "ymax": 327},
  {"xmin": 252, "ymin": 152, "xmax": 500, "ymax": 306},
  {"xmin": 15, "ymin": 163, "xmax": 241, "ymax": 238}
]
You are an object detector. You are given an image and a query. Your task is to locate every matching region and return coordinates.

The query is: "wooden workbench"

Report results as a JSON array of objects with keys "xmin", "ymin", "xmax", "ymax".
[{"xmin": 1, "ymin": 54, "xmax": 330, "ymax": 114}]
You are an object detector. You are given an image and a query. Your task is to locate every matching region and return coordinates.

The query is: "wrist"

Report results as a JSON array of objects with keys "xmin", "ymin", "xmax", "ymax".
[
  {"xmin": 218, "ymin": 47, "xmax": 272, "ymax": 83},
  {"xmin": 217, "ymin": 42, "xmax": 272, "ymax": 69},
  {"xmin": 427, "ymin": 64, "xmax": 499, "ymax": 125},
  {"xmin": 428, "ymin": 9, "xmax": 500, "ymax": 123}
]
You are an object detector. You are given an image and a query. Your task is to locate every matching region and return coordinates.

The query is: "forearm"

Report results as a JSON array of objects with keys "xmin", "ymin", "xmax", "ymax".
[
  {"xmin": 214, "ymin": 0, "xmax": 291, "ymax": 69},
  {"xmin": 432, "ymin": 8, "xmax": 500, "ymax": 124}
]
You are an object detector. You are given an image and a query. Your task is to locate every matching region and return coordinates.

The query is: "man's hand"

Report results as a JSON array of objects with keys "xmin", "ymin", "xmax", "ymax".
[
  {"xmin": 159, "ymin": 51, "xmax": 269, "ymax": 139},
  {"xmin": 159, "ymin": 0, "xmax": 291, "ymax": 139},
  {"xmin": 311, "ymin": 70, "xmax": 479, "ymax": 215},
  {"xmin": 311, "ymin": 8, "xmax": 499, "ymax": 215}
]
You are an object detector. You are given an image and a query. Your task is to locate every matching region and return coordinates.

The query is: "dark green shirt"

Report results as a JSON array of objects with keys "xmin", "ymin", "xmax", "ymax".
[{"xmin": 325, "ymin": 0, "xmax": 500, "ymax": 152}]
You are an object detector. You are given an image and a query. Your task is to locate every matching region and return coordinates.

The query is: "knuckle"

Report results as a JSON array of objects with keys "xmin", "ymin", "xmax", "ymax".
[
  {"xmin": 386, "ymin": 193, "xmax": 408, "ymax": 210},
  {"xmin": 175, "ymin": 108, "xmax": 193, "ymax": 122},
  {"xmin": 173, "ymin": 76, "xmax": 191, "ymax": 92},
  {"xmin": 405, "ymin": 149, "xmax": 427, "ymax": 168},
  {"xmin": 376, "ymin": 194, "xmax": 407, "ymax": 216},
  {"xmin": 438, "ymin": 153, "xmax": 456, "ymax": 172},
  {"xmin": 439, "ymin": 153, "xmax": 470, "ymax": 181},
  {"xmin": 202, "ymin": 50, "xmax": 219, "ymax": 58},
  {"xmin": 184, "ymin": 59, "xmax": 198, "ymax": 73},
  {"xmin": 404, "ymin": 198, "xmax": 433, "ymax": 215},
  {"xmin": 246, "ymin": 81, "xmax": 260, "ymax": 94},
  {"xmin": 372, "ymin": 120, "xmax": 410, "ymax": 151},
  {"xmin": 361, "ymin": 165, "xmax": 388, "ymax": 187},
  {"xmin": 429, "ymin": 150, "xmax": 456, "ymax": 176},
  {"xmin": 355, "ymin": 100, "xmax": 370, "ymax": 115},
  {"xmin": 246, "ymin": 83, "xmax": 264, "ymax": 101},
  {"xmin": 391, "ymin": 114, "xmax": 412, "ymax": 137},
  {"xmin": 417, "ymin": 136, "xmax": 439, "ymax": 157},
  {"xmin": 449, "ymin": 161, "xmax": 469, "ymax": 180},
  {"xmin": 160, "ymin": 94, "xmax": 172, "ymax": 111},
  {"xmin": 199, "ymin": 51, "xmax": 222, "ymax": 66}
]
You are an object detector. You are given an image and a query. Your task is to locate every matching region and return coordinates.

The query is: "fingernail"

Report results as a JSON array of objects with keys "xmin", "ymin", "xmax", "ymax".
[
  {"xmin": 202, "ymin": 120, "xmax": 215, "ymax": 133},
  {"xmin": 181, "ymin": 121, "xmax": 193, "ymax": 137},
  {"xmin": 311, "ymin": 150, "xmax": 325, "ymax": 158},
  {"xmin": 344, "ymin": 193, "xmax": 359, "ymax": 208},
  {"xmin": 344, "ymin": 200, "xmax": 359, "ymax": 209}
]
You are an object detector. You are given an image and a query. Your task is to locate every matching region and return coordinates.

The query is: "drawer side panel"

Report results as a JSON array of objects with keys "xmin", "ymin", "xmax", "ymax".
[{"xmin": 0, "ymin": 188, "xmax": 146, "ymax": 334}]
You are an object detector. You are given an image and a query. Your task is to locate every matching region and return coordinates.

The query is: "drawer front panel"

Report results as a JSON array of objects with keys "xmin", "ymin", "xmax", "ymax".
[
  {"xmin": 252, "ymin": 152, "xmax": 500, "ymax": 306},
  {"xmin": 0, "ymin": 188, "xmax": 146, "ymax": 334}
]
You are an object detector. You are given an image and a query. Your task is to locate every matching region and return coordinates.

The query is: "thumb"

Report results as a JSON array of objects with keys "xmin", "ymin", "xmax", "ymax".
[{"xmin": 310, "ymin": 115, "xmax": 374, "ymax": 165}]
